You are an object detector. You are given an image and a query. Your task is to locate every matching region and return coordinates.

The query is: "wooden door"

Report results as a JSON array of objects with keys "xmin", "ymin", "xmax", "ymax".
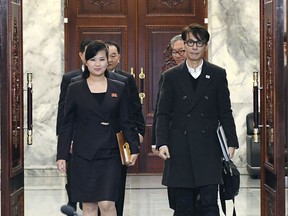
[
  {"xmin": 137, "ymin": 0, "xmax": 206, "ymax": 172},
  {"xmin": 0, "ymin": 0, "xmax": 25, "ymax": 215},
  {"xmin": 65, "ymin": 0, "xmax": 207, "ymax": 173},
  {"xmin": 259, "ymin": 0, "xmax": 286, "ymax": 215}
]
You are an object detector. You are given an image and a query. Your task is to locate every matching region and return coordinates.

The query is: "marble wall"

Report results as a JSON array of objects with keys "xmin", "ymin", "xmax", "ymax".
[
  {"xmin": 22, "ymin": 0, "xmax": 259, "ymax": 175},
  {"xmin": 23, "ymin": 0, "xmax": 65, "ymax": 176},
  {"xmin": 208, "ymin": 0, "xmax": 260, "ymax": 168}
]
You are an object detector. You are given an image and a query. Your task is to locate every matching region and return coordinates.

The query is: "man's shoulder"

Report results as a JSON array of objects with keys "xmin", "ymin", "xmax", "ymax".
[
  {"xmin": 115, "ymin": 69, "xmax": 133, "ymax": 79},
  {"xmin": 63, "ymin": 68, "xmax": 82, "ymax": 79},
  {"xmin": 163, "ymin": 63, "xmax": 183, "ymax": 76},
  {"xmin": 107, "ymin": 71, "xmax": 128, "ymax": 83},
  {"xmin": 203, "ymin": 60, "xmax": 225, "ymax": 72}
]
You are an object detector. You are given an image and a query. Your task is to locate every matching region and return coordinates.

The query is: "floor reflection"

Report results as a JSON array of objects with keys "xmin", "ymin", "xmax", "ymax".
[{"xmin": 24, "ymin": 174, "xmax": 260, "ymax": 216}]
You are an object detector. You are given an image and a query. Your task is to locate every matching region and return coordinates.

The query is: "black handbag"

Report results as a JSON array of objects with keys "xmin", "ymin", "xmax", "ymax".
[
  {"xmin": 219, "ymin": 159, "xmax": 240, "ymax": 216},
  {"xmin": 217, "ymin": 123, "xmax": 240, "ymax": 216}
]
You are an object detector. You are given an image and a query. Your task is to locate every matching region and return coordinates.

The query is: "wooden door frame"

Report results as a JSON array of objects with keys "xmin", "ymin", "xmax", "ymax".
[
  {"xmin": 0, "ymin": 0, "xmax": 25, "ymax": 215},
  {"xmin": 259, "ymin": 0, "xmax": 286, "ymax": 215}
]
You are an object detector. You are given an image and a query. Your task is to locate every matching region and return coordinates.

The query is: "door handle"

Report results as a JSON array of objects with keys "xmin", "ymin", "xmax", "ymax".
[
  {"xmin": 27, "ymin": 72, "xmax": 33, "ymax": 145},
  {"xmin": 139, "ymin": 67, "xmax": 145, "ymax": 105},
  {"xmin": 253, "ymin": 71, "xmax": 259, "ymax": 143}
]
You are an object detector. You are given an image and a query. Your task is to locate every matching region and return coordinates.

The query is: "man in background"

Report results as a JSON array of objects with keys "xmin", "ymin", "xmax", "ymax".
[
  {"xmin": 160, "ymin": 34, "xmax": 186, "ymax": 73},
  {"xmin": 151, "ymin": 34, "xmax": 187, "ymax": 215},
  {"xmin": 170, "ymin": 34, "xmax": 186, "ymax": 65},
  {"xmin": 106, "ymin": 41, "xmax": 145, "ymax": 216},
  {"xmin": 56, "ymin": 39, "xmax": 92, "ymax": 210},
  {"xmin": 151, "ymin": 34, "xmax": 186, "ymax": 148},
  {"xmin": 106, "ymin": 41, "xmax": 145, "ymax": 141}
]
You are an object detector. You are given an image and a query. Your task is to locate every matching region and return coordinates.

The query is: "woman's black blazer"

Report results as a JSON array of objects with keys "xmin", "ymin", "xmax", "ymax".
[{"xmin": 57, "ymin": 78, "xmax": 139, "ymax": 161}]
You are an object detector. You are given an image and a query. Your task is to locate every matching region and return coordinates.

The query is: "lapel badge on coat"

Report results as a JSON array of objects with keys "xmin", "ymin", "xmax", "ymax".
[
  {"xmin": 111, "ymin": 93, "xmax": 118, "ymax": 98},
  {"xmin": 205, "ymin": 75, "xmax": 210, "ymax": 79}
]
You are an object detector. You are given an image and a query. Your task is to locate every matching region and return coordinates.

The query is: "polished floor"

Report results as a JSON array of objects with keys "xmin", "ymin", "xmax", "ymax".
[{"xmin": 23, "ymin": 174, "xmax": 265, "ymax": 216}]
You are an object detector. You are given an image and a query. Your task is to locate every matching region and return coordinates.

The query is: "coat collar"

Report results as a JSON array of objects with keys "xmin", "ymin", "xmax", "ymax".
[
  {"xmin": 176, "ymin": 59, "xmax": 214, "ymax": 111},
  {"xmin": 82, "ymin": 79, "xmax": 112, "ymax": 121}
]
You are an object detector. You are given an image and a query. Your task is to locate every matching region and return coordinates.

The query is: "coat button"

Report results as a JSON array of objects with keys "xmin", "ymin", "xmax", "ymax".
[
  {"xmin": 183, "ymin": 96, "xmax": 187, "ymax": 100},
  {"xmin": 202, "ymin": 130, "xmax": 206, "ymax": 133},
  {"xmin": 187, "ymin": 114, "xmax": 191, "ymax": 118},
  {"xmin": 205, "ymin": 96, "xmax": 209, "ymax": 100},
  {"xmin": 184, "ymin": 131, "xmax": 187, "ymax": 135},
  {"xmin": 200, "ymin": 113, "xmax": 205, "ymax": 117}
]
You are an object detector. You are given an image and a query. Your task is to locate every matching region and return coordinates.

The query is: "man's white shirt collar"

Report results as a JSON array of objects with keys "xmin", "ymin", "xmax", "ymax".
[{"xmin": 186, "ymin": 59, "xmax": 203, "ymax": 79}]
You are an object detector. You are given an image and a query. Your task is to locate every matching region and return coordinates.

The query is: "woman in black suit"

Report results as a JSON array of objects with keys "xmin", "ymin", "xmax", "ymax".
[{"xmin": 56, "ymin": 40, "xmax": 139, "ymax": 216}]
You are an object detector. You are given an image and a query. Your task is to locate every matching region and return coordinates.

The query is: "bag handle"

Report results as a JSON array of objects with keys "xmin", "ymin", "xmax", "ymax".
[{"xmin": 220, "ymin": 195, "xmax": 236, "ymax": 216}]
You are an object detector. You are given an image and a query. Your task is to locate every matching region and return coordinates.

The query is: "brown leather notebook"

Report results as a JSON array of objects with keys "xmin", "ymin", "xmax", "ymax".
[{"xmin": 116, "ymin": 131, "xmax": 131, "ymax": 165}]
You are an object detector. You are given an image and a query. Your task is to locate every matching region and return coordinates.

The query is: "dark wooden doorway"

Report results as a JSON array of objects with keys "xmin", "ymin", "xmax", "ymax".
[
  {"xmin": 0, "ymin": 0, "xmax": 25, "ymax": 215},
  {"xmin": 259, "ymin": 0, "xmax": 286, "ymax": 215},
  {"xmin": 64, "ymin": 0, "xmax": 207, "ymax": 173}
]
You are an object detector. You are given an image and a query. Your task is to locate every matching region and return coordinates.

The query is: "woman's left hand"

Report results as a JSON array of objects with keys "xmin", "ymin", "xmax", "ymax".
[{"xmin": 127, "ymin": 154, "xmax": 138, "ymax": 166}]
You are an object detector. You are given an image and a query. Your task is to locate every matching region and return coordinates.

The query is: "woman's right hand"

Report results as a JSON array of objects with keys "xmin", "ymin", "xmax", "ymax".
[{"xmin": 56, "ymin": 159, "xmax": 66, "ymax": 173}]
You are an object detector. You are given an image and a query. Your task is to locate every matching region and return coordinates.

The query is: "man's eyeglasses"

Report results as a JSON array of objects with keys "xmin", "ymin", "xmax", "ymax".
[
  {"xmin": 184, "ymin": 39, "xmax": 205, "ymax": 47},
  {"xmin": 171, "ymin": 49, "xmax": 185, "ymax": 56}
]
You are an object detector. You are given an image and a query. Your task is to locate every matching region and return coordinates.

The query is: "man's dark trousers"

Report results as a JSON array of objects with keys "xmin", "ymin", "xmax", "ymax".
[
  {"xmin": 116, "ymin": 165, "xmax": 127, "ymax": 216},
  {"xmin": 66, "ymin": 154, "xmax": 77, "ymax": 210},
  {"xmin": 172, "ymin": 184, "xmax": 219, "ymax": 216}
]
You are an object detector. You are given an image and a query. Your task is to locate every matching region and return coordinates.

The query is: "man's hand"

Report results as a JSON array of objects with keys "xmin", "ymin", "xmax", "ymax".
[
  {"xmin": 56, "ymin": 159, "xmax": 66, "ymax": 173},
  {"xmin": 228, "ymin": 147, "xmax": 235, "ymax": 159},
  {"xmin": 138, "ymin": 133, "xmax": 144, "ymax": 143},
  {"xmin": 152, "ymin": 147, "xmax": 159, "ymax": 155},
  {"xmin": 158, "ymin": 145, "xmax": 170, "ymax": 160}
]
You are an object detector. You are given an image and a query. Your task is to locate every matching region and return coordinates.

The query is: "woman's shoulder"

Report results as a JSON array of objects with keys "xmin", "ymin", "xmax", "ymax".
[
  {"xmin": 68, "ymin": 79, "xmax": 86, "ymax": 94},
  {"xmin": 107, "ymin": 78, "xmax": 125, "ymax": 88},
  {"xmin": 70, "ymin": 79, "xmax": 86, "ymax": 87},
  {"xmin": 107, "ymin": 78, "xmax": 127, "ymax": 98}
]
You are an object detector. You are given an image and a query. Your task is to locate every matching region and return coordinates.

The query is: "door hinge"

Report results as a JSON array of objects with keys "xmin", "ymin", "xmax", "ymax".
[
  {"xmin": 64, "ymin": 18, "xmax": 68, "ymax": 24},
  {"xmin": 204, "ymin": 18, "xmax": 208, "ymax": 24}
]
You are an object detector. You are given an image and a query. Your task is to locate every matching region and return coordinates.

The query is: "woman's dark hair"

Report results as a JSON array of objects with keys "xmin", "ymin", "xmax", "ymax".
[
  {"xmin": 82, "ymin": 40, "xmax": 109, "ymax": 79},
  {"xmin": 181, "ymin": 23, "xmax": 210, "ymax": 44}
]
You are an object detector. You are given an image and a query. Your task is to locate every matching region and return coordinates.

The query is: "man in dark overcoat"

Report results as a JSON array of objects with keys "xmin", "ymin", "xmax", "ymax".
[
  {"xmin": 156, "ymin": 23, "xmax": 239, "ymax": 216},
  {"xmin": 105, "ymin": 41, "xmax": 145, "ymax": 216},
  {"xmin": 56, "ymin": 39, "xmax": 92, "ymax": 210}
]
